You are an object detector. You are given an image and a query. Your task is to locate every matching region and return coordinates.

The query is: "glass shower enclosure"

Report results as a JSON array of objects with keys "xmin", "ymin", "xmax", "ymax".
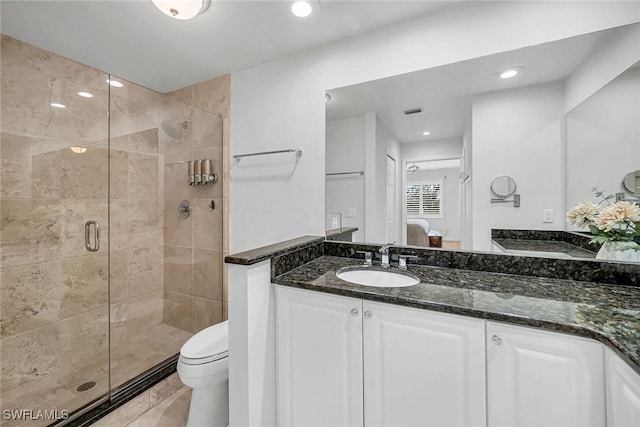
[{"xmin": 0, "ymin": 35, "xmax": 224, "ymax": 425}]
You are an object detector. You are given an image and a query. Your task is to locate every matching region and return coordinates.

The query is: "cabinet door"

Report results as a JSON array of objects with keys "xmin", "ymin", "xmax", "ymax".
[
  {"xmin": 275, "ymin": 286, "xmax": 364, "ymax": 427},
  {"xmin": 487, "ymin": 322, "xmax": 604, "ymax": 427},
  {"xmin": 606, "ymin": 347, "xmax": 640, "ymax": 426},
  {"xmin": 363, "ymin": 301, "xmax": 486, "ymax": 427}
]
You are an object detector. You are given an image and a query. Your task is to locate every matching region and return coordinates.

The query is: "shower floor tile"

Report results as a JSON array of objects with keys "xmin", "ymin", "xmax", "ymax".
[{"xmin": 1, "ymin": 323, "xmax": 191, "ymax": 426}]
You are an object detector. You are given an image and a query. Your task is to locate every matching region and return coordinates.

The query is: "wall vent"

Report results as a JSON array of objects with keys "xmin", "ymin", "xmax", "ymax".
[{"xmin": 403, "ymin": 107, "xmax": 423, "ymax": 115}]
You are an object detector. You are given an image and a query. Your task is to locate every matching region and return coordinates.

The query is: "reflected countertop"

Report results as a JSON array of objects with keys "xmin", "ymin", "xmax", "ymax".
[{"xmin": 273, "ymin": 255, "xmax": 640, "ymax": 374}]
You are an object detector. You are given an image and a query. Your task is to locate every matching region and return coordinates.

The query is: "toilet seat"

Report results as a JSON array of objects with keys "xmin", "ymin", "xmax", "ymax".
[{"xmin": 180, "ymin": 320, "xmax": 228, "ymax": 365}]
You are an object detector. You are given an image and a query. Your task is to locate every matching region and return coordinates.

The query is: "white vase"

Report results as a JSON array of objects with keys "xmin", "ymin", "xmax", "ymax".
[{"xmin": 595, "ymin": 241, "xmax": 640, "ymax": 263}]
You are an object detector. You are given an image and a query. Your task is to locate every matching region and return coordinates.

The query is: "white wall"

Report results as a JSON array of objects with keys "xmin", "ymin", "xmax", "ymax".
[
  {"xmin": 407, "ymin": 167, "xmax": 461, "ymax": 241},
  {"xmin": 326, "ymin": 116, "xmax": 366, "ymax": 241},
  {"xmin": 402, "ymin": 138, "xmax": 463, "ymax": 160},
  {"xmin": 472, "ymin": 81, "xmax": 566, "ymax": 251},
  {"xmin": 461, "ymin": 121, "xmax": 473, "ymax": 249},
  {"xmin": 230, "ymin": 1, "xmax": 640, "ymax": 252},
  {"xmin": 566, "ymin": 66, "xmax": 640, "ymax": 228}
]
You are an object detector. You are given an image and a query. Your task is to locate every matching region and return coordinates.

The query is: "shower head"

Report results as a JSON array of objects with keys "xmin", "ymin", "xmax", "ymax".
[{"xmin": 161, "ymin": 120, "xmax": 188, "ymax": 139}]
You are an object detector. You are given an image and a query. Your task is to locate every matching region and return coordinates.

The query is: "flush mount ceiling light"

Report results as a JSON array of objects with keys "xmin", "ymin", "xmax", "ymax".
[
  {"xmin": 422, "ymin": 131, "xmax": 431, "ymax": 136},
  {"xmin": 78, "ymin": 91, "xmax": 93, "ymax": 98},
  {"xmin": 50, "ymin": 103, "xmax": 66, "ymax": 109},
  {"xmin": 496, "ymin": 66, "xmax": 525, "ymax": 79},
  {"xmin": 291, "ymin": 1, "xmax": 312, "ymax": 17},
  {"xmin": 152, "ymin": 0, "xmax": 211, "ymax": 20},
  {"xmin": 106, "ymin": 79, "xmax": 124, "ymax": 88},
  {"xmin": 407, "ymin": 162, "xmax": 420, "ymax": 173}
]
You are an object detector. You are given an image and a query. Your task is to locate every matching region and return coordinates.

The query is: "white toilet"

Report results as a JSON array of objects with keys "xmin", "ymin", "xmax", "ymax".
[{"xmin": 177, "ymin": 320, "xmax": 229, "ymax": 427}]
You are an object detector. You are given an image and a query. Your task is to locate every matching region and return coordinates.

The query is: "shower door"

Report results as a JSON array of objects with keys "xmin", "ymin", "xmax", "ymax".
[{"xmin": 0, "ymin": 35, "xmax": 111, "ymax": 424}]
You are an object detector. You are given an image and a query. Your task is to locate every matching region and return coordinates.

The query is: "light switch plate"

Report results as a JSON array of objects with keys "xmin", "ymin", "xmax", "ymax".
[
  {"xmin": 543, "ymin": 209, "xmax": 554, "ymax": 223},
  {"xmin": 346, "ymin": 207, "xmax": 357, "ymax": 218}
]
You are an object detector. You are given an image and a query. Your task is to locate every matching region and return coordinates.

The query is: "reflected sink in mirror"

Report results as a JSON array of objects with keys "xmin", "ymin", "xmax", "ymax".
[{"xmin": 336, "ymin": 266, "xmax": 420, "ymax": 287}]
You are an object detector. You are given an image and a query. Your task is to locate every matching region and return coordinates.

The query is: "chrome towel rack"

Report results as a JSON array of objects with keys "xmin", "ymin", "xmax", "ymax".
[
  {"xmin": 233, "ymin": 148, "xmax": 303, "ymax": 161},
  {"xmin": 326, "ymin": 171, "xmax": 364, "ymax": 176}
]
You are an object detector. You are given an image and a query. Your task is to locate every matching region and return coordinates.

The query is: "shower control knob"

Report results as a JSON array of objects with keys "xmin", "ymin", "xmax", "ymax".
[
  {"xmin": 351, "ymin": 308, "xmax": 359, "ymax": 317},
  {"xmin": 492, "ymin": 335, "xmax": 503, "ymax": 346}
]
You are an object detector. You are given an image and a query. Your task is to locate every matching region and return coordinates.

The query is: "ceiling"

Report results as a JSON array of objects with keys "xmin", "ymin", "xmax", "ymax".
[
  {"xmin": 325, "ymin": 27, "xmax": 616, "ymax": 144},
  {"xmin": 0, "ymin": 0, "xmax": 457, "ymax": 93}
]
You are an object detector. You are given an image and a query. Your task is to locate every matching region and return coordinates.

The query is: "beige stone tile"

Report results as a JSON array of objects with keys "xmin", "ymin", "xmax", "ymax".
[
  {"xmin": 128, "ymin": 152, "xmax": 160, "ymax": 200},
  {"xmin": 193, "ymin": 249, "xmax": 222, "ymax": 301},
  {"xmin": 127, "ymin": 387, "xmax": 191, "ymax": 427},
  {"xmin": 223, "ymin": 303, "xmax": 228, "ymax": 321},
  {"xmin": 192, "ymin": 198, "xmax": 223, "ymax": 250},
  {"xmin": 167, "ymin": 85, "xmax": 193, "ymax": 107},
  {"xmin": 59, "ymin": 254, "xmax": 108, "ymax": 318},
  {"xmin": 191, "ymin": 75, "xmax": 230, "ymax": 117},
  {"xmin": 0, "ymin": 132, "xmax": 36, "ymax": 199},
  {"xmin": 28, "ymin": 150, "xmax": 63, "ymax": 199},
  {"xmin": 128, "ymin": 199, "xmax": 163, "ymax": 249},
  {"xmin": 163, "ymin": 291, "xmax": 194, "ymax": 333},
  {"xmin": 128, "ymin": 246, "xmax": 164, "ymax": 297},
  {"xmin": 0, "ymin": 323, "xmax": 65, "ymax": 389},
  {"xmin": 193, "ymin": 297, "xmax": 223, "ymax": 333},
  {"xmin": 198, "ymin": 111, "xmax": 224, "ymax": 151},
  {"xmin": 111, "ymin": 291, "xmax": 163, "ymax": 347},
  {"xmin": 129, "ymin": 128, "xmax": 159, "ymax": 155},
  {"xmin": 0, "ymin": 261, "xmax": 64, "ymax": 337},
  {"xmin": 110, "ymin": 148, "xmax": 129, "ymax": 199},
  {"xmin": 164, "ymin": 245, "xmax": 193, "ymax": 294},
  {"xmin": 59, "ymin": 146, "xmax": 109, "ymax": 199},
  {"xmin": 109, "ymin": 249, "xmax": 129, "ymax": 303},
  {"xmin": 149, "ymin": 373, "xmax": 184, "ymax": 408},
  {"xmin": 91, "ymin": 390, "xmax": 150, "ymax": 427},
  {"xmin": 0, "ymin": 199, "xmax": 62, "ymax": 268},
  {"xmin": 57, "ymin": 308, "xmax": 109, "ymax": 367},
  {"xmin": 164, "ymin": 200, "xmax": 192, "ymax": 247},
  {"xmin": 223, "ymin": 197, "xmax": 230, "ymax": 250},
  {"xmin": 164, "ymin": 162, "xmax": 197, "ymax": 202}
]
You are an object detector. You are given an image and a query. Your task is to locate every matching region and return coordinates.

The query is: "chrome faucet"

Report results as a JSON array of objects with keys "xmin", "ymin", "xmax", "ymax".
[{"xmin": 379, "ymin": 245, "xmax": 392, "ymax": 267}]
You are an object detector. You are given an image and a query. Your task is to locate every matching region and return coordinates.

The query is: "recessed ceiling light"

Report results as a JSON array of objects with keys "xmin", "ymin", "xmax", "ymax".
[
  {"xmin": 497, "ymin": 66, "xmax": 525, "ymax": 79},
  {"xmin": 291, "ymin": 1, "xmax": 312, "ymax": 17},
  {"xmin": 50, "ymin": 103, "xmax": 66, "ymax": 109},
  {"xmin": 422, "ymin": 131, "xmax": 431, "ymax": 136},
  {"xmin": 325, "ymin": 93, "xmax": 331, "ymax": 103},
  {"xmin": 106, "ymin": 79, "xmax": 124, "ymax": 88},
  {"xmin": 78, "ymin": 91, "xmax": 93, "ymax": 98}
]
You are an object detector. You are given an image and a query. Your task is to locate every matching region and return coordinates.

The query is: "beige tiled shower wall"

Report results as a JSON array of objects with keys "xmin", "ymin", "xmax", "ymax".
[
  {"xmin": 167, "ymin": 75, "xmax": 230, "ymax": 327},
  {"xmin": 0, "ymin": 35, "xmax": 111, "ymax": 417}
]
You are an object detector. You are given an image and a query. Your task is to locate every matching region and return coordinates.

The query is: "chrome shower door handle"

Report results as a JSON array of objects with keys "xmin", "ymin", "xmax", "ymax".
[{"xmin": 85, "ymin": 220, "xmax": 100, "ymax": 252}]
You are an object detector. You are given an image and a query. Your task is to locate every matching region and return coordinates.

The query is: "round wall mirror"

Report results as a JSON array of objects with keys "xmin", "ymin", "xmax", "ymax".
[
  {"xmin": 491, "ymin": 176, "xmax": 517, "ymax": 198},
  {"xmin": 623, "ymin": 170, "xmax": 640, "ymax": 195}
]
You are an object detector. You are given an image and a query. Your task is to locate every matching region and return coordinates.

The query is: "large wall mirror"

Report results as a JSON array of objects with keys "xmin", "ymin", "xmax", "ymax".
[{"xmin": 325, "ymin": 23, "xmax": 640, "ymax": 263}]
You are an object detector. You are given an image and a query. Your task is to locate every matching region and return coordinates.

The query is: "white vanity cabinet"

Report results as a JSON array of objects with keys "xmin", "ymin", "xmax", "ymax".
[
  {"xmin": 275, "ymin": 286, "xmax": 486, "ymax": 427},
  {"xmin": 275, "ymin": 286, "xmax": 364, "ymax": 427},
  {"xmin": 605, "ymin": 347, "xmax": 640, "ymax": 427},
  {"xmin": 486, "ymin": 322, "xmax": 605, "ymax": 427},
  {"xmin": 363, "ymin": 300, "xmax": 486, "ymax": 427}
]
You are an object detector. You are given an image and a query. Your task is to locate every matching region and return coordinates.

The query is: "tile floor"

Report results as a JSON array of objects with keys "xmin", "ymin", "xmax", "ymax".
[{"xmin": 1, "ymin": 323, "xmax": 191, "ymax": 427}]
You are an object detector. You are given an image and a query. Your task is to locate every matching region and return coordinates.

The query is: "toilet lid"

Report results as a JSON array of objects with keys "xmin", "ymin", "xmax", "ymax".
[{"xmin": 180, "ymin": 320, "xmax": 228, "ymax": 360}]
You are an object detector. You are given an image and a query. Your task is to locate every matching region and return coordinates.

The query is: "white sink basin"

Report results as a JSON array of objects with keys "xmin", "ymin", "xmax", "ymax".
[{"xmin": 336, "ymin": 266, "xmax": 420, "ymax": 288}]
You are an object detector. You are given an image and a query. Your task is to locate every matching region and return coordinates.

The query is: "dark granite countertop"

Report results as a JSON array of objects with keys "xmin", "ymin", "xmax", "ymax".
[
  {"xmin": 273, "ymin": 255, "xmax": 640, "ymax": 374},
  {"xmin": 493, "ymin": 238, "xmax": 597, "ymax": 259},
  {"xmin": 225, "ymin": 235, "xmax": 324, "ymax": 265}
]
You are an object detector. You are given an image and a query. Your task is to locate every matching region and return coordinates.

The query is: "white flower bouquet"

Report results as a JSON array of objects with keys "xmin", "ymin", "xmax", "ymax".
[{"xmin": 567, "ymin": 188, "xmax": 640, "ymax": 246}]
